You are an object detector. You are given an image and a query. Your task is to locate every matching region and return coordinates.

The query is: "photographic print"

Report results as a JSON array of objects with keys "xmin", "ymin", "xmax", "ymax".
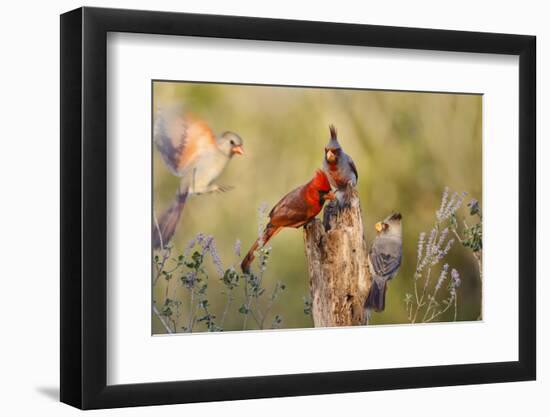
[{"xmin": 152, "ymin": 81, "xmax": 482, "ymax": 334}]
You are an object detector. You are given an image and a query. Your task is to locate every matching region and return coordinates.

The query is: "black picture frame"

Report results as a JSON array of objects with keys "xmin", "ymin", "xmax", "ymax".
[{"xmin": 60, "ymin": 6, "xmax": 536, "ymax": 410}]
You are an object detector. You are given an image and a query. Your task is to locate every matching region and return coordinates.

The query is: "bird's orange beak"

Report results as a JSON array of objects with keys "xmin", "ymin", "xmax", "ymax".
[
  {"xmin": 324, "ymin": 191, "xmax": 336, "ymax": 201},
  {"xmin": 326, "ymin": 149, "xmax": 336, "ymax": 163},
  {"xmin": 232, "ymin": 145, "xmax": 244, "ymax": 155},
  {"xmin": 375, "ymin": 222, "xmax": 383, "ymax": 233}
]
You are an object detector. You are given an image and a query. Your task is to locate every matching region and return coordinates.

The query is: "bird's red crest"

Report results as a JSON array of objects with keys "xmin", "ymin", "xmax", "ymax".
[{"xmin": 311, "ymin": 170, "xmax": 331, "ymax": 191}]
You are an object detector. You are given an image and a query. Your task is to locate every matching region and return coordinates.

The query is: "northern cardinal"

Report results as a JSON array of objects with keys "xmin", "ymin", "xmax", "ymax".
[
  {"xmin": 153, "ymin": 106, "xmax": 244, "ymax": 249},
  {"xmin": 322, "ymin": 125, "xmax": 358, "ymax": 206},
  {"xmin": 241, "ymin": 170, "xmax": 335, "ymax": 273},
  {"xmin": 365, "ymin": 212, "xmax": 403, "ymax": 318}
]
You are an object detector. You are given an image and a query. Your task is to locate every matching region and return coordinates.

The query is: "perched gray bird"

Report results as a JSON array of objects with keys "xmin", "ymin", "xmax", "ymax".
[
  {"xmin": 365, "ymin": 212, "xmax": 403, "ymax": 322},
  {"xmin": 153, "ymin": 106, "xmax": 244, "ymax": 249},
  {"xmin": 322, "ymin": 125, "xmax": 358, "ymax": 207}
]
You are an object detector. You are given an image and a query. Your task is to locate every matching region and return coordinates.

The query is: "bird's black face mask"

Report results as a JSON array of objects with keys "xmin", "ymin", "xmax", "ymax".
[{"xmin": 325, "ymin": 147, "xmax": 341, "ymax": 164}]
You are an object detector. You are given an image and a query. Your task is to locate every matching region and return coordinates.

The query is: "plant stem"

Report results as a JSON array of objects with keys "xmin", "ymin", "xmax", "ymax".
[
  {"xmin": 260, "ymin": 282, "xmax": 280, "ymax": 329},
  {"xmin": 220, "ymin": 290, "xmax": 233, "ymax": 329},
  {"xmin": 454, "ymin": 292, "xmax": 458, "ymax": 321},
  {"xmin": 424, "ymin": 297, "xmax": 454, "ymax": 323},
  {"xmin": 453, "ymin": 228, "xmax": 483, "ymax": 317},
  {"xmin": 474, "ymin": 250, "xmax": 483, "ymax": 318},
  {"xmin": 153, "ymin": 247, "xmax": 171, "ymax": 286},
  {"xmin": 152, "ymin": 303, "xmax": 173, "ymax": 334},
  {"xmin": 412, "ymin": 267, "xmax": 432, "ymax": 323},
  {"xmin": 187, "ymin": 289, "xmax": 195, "ymax": 332},
  {"xmin": 153, "ymin": 210, "xmax": 164, "ymax": 251},
  {"xmin": 242, "ymin": 276, "xmax": 253, "ymax": 330}
]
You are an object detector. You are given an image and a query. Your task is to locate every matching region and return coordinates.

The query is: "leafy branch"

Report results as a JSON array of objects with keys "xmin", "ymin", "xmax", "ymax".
[{"xmin": 152, "ymin": 205, "xmax": 288, "ymax": 333}]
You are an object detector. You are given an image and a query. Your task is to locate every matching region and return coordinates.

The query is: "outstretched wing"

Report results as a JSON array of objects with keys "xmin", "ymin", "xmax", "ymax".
[
  {"xmin": 369, "ymin": 238, "xmax": 401, "ymax": 278},
  {"xmin": 153, "ymin": 106, "xmax": 218, "ymax": 176}
]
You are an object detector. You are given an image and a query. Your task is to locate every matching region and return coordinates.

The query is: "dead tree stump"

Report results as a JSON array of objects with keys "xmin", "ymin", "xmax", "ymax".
[{"xmin": 303, "ymin": 189, "xmax": 371, "ymax": 327}]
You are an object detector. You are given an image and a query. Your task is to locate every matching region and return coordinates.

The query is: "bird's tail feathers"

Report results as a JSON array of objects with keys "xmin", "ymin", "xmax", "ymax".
[
  {"xmin": 364, "ymin": 280, "xmax": 388, "ymax": 313},
  {"xmin": 241, "ymin": 225, "xmax": 280, "ymax": 273},
  {"xmin": 152, "ymin": 189, "xmax": 189, "ymax": 250}
]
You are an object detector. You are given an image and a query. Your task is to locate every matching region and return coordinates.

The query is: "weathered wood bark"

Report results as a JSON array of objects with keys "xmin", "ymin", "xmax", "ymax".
[{"xmin": 303, "ymin": 189, "xmax": 371, "ymax": 327}]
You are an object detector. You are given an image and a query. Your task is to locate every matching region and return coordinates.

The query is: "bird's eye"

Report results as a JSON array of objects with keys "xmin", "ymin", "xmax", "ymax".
[{"xmin": 230, "ymin": 140, "xmax": 235, "ymax": 145}]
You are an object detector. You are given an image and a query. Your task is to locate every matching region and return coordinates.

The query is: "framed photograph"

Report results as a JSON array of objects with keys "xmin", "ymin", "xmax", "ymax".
[{"xmin": 60, "ymin": 6, "xmax": 536, "ymax": 409}]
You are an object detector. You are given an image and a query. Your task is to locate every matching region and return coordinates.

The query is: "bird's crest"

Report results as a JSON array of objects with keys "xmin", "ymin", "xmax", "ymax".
[
  {"xmin": 329, "ymin": 124, "xmax": 337, "ymax": 140},
  {"xmin": 311, "ymin": 170, "xmax": 331, "ymax": 191},
  {"xmin": 326, "ymin": 124, "xmax": 341, "ymax": 150},
  {"xmin": 388, "ymin": 212, "xmax": 402, "ymax": 221}
]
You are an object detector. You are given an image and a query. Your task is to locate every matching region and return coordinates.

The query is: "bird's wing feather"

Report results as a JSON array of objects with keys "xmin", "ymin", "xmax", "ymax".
[
  {"xmin": 369, "ymin": 238, "xmax": 401, "ymax": 277},
  {"xmin": 154, "ymin": 107, "xmax": 217, "ymax": 175},
  {"xmin": 268, "ymin": 186, "xmax": 310, "ymax": 228},
  {"xmin": 348, "ymin": 156, "xmax": 358, "ymax": 183}
]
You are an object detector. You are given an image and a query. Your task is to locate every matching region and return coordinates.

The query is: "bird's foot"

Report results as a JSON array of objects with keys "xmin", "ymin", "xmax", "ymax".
[
  {"xmin": 323, "ymin": 199, "xmax": 339, "ymax": 231},
  {"xmin": 214, "ymin": 184, "xmax": 235, "ymax": 193},
  {"xmin": 338, "ymin": 199, "xmax": 352, "ymax": 210},
  {"xmin": 337, "ymin": 183, "xmax": 355, "ymax": 210},
  {"xmin": 194, "ymin": 184, "xmax": 234, "ymax": 195}
]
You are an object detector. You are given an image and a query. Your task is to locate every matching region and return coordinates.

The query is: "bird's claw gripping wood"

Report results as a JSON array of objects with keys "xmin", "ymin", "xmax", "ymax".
[
  {"xmin": 322, "ymin": 199, "xmax": 339, "ymax": 231},
  {"xmin": 322, "ymin": 181, "xmax": 355, "ymax": 230},
  {"xmin": 340, "ymin": 181, "xmax": 355, "ymax": 209}
]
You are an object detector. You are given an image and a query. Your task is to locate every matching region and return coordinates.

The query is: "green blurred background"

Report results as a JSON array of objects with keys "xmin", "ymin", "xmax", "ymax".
[{"xmin": 152, "ymin": 81, "xmax": 482, "ymax": 333}]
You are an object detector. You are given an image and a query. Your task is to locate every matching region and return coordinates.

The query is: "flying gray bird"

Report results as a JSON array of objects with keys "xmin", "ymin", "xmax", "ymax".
[
  {"xmin": 153, "ymin": 106, "xmax": 244, "ymax": 249},
  {"xmin": 365, "ymin": 212, "xmax": 403, "ymax": 322}
]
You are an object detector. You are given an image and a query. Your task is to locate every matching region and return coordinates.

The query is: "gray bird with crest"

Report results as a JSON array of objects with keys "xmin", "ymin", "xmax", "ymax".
[{"xmin": 365, "ymin": 212, "xmax": 403, "ymax": 323}]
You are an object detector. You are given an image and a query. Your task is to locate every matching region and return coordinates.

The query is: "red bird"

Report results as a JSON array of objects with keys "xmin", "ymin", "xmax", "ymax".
[{"xmin": 241, "ymin": 170, "xmax": 335, "ymax": 273}]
